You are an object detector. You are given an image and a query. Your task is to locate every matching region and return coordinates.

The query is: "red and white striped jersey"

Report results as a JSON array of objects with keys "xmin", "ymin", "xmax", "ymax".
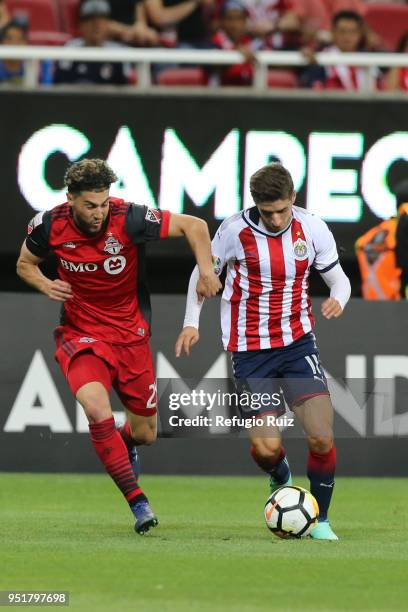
[{"xmin": 212, "ymin": 205, "xmax": 339, "ymax": 352}]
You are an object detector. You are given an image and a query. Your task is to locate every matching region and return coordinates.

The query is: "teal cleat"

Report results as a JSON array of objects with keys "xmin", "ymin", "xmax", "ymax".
[
  {"xmin": 310, "ymin": 520, "xmax": 339, "ymax": 541},
  {"xmin": 269, "ymin": 472, "xmax": 292, "ymax": 494}
]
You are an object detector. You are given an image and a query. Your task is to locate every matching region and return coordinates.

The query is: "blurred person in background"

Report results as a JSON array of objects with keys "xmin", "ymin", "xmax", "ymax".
[
  {"xmin": 355, "ymin": 181, "xmax": 408, "ymax": 301},
  {"xmin": 0, "ymin": 0, "xmax": 9, "ymax": 28},
  {"xmin": 300, "ymin": 10, "xmax": 381, "ymax": 90},
  {"xmin": 395, "ymin": 180, "xmax": 408, "ymax": 300},
  {"xmin": 211, "ymin": 0, "xmax": 260, "ymax": 85},
  {"xmin": 386, "ymin": 31, "xmax": 408, "ymax": 90},
  {"xmin": 238, "ymin": 0, "xmax": 302, "ymax": 51},
  {"xmin": 0, "ymin": 20, "xmax": 52, "ymax": 84},
  {"xmin": 81, "ymin": 0, "xmax": 159, "ymax": 45},
  {"xmin": 54, "ymin": 0, "xmax": 134, "ymax": 85},
  {"xmin": 145, "ymin": 0, "xmax": 216, "ymax": 48}
]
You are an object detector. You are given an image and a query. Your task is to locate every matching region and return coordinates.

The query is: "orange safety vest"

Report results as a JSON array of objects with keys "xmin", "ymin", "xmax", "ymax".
[{"xmin": 355, "ymin": 204, "xmax": 408, "ymax": 300}]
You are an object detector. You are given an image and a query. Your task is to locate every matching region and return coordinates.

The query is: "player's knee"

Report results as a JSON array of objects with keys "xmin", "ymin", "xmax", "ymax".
[
  {"xmin": 308, "ymin": 435, "xmax": 333, "ymax": 454},
  {"xmin": 253, "ymin": 440, "xmax": 282, "ymax": 463},
  {"xmin": 79, "ymin": 392, "xmax": 110, "ymax": 424},
  {"xmin": 129, "ymin": 426, "xmax": 157, "ymax": 446}
]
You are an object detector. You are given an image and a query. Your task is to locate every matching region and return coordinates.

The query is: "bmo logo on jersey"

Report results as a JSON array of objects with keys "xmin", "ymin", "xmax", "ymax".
[
  {"xmin": 103, "ymin": 255, "xmax": 127, "ymax": 275},
  {"xmin": 60, "ymin": 258, "xmax": 98, "ymax": 272}
]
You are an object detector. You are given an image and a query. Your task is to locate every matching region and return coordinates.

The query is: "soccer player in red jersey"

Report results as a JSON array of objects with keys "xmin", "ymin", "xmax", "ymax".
[
  {"xmin": 17, "ymin": 159, "xmax": 221, "ymax": 534},
  {"xmin": 176, "ymin": 162, "xmax": 351, "ymax": 540}
]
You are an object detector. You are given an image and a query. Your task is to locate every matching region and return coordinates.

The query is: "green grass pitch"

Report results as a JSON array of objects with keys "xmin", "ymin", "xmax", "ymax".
[{"xmin": 1, "ymin": 474, "xmax": 408, "ymax": 611}]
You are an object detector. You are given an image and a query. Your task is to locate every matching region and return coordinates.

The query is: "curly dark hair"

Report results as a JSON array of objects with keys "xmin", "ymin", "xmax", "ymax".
[
  {"xmin": 64, "ymin": 159, "xmax": 117, "ymax": 194},
  {"xmin": 250, "ymin": 162, "xmax": 294, "ymax": 204}
]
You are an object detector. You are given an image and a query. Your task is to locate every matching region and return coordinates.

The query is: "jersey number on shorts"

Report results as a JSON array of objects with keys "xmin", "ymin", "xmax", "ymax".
[{"xmin": 147, "ymin": 383, "xmax": 157, "ymax": 409}]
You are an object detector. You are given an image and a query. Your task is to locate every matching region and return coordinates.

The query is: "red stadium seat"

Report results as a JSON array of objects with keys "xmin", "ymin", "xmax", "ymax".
[
  {"xmin": 157, "ymin": 68, "xmax": 207, "ymax": 86},
  {"xmin": 6, "ymin": 0, "xmax": 59, "ymax": 32},
  {"xmin": 267, "ymin": 69, "xmax": 298, "ymax": 89},
  {"xmin": 59, "ymin": 0, "xmax": 80, "ymax": 36},
  {"xmin": 29, "ymin": 31, "xmax": 70, "ymax": 45},
  {"xmin": 365, "ymin": 4, "xmax": 408, "ymax": 51}
]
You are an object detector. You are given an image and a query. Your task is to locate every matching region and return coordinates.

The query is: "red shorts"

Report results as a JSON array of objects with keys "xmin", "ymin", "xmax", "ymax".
[{"xmin": 54, "ymin": 331, "xmax": 157, "ymax": 417}]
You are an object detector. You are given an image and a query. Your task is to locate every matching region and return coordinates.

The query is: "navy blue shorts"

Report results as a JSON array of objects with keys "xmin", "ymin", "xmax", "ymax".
[{"xmin": 231, "ymin": 332, "xmax": 329, "ymax": 417}]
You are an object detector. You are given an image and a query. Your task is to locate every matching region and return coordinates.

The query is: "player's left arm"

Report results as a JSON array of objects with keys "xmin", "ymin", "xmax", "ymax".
[
  {"xmin": 167, "ymin": 213, "xmax": 222, "ymax": 299},
  {"xmin": 312, "ymin": 217, "xmax": 351, "ymax": 319},
  {"xmin": 125, "ymin": 204, "xmax": 221, "ymax": 299}
]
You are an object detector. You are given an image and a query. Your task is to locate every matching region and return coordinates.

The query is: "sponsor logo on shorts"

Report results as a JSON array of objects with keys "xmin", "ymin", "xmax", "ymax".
[
  {"xmin": 103, "ymin": 255, "xmax": 126, "ymax": 275},
  {"xmin": 79, "ymin": 337, "xmax": 96, "ymax": 343},
  {"xmin": 145, "ymin": 208, "xmax": 161, "ymax": 224},
  {"xmin": 104, "ymin": 234, "xmax": 123, "ymax": 255},
  {"xmin": 137, "ymin": 327, "xmax": 145, "ymax": 337},
  {"xmin": 293, "ymin": 238, "xmax": 308, "ymax": 260}
]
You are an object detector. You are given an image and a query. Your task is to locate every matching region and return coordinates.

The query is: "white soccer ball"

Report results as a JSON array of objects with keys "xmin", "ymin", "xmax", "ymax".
[{"xmin": 264, "ymin": 485, "xmax": 319, "ymax": 538}]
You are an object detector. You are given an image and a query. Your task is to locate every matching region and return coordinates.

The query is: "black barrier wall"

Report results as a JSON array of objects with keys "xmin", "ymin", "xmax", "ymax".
[
  {"xmin": 2, "ymin": 90, "xmax": 408, "ymax": 265},
  {"xmin": 1, "ymin": 293, "xmax": 408, "ymax": 475}
]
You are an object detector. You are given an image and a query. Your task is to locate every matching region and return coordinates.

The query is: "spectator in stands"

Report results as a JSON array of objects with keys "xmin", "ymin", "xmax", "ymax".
[
  {"xmin": 238, "ymin": 0, "xmax": 302, "ymax": 51},
  {"xmin": 386, "ymin": 31, "xmax": 408, "ymax": 90},
  {"xmin": 300, "ymin": 10, "xmax": 381, "ymax": 90},
  {"xmin": 0, "ymin": 20, "xmax": 52, "ymax": 84},
  {"xmin": 104, "ymin": 0, "xmax": 159, "ymax": 45},
  {"xmin": 145, "ymin": 0, "xmax": 216, "ymax": 48},
  {"xmin": 211, "ymin": 0, "xmax": 259, "ymax": 85},
  {"xmin": 0, "ymin": 1, "xmax": 9, "ymax": 28},
  {"xmin": 54, "ymin": 0, "xmax": 133, "ymax": 85},
  {"xmin": 290, "ymin": 0, "xmax": 367, "ymax": 45}
]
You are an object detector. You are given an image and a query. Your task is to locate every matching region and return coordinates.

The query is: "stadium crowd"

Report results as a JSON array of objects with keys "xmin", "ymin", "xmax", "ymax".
[{"xmin": 0, "ymin": 0, "xmax": 408, "ymax": 88}]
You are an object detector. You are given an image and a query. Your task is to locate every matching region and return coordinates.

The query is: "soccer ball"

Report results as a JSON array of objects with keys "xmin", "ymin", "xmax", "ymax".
[{"xmin": 264, "ymin": 486, "xmax": 319, "ymax": 538}]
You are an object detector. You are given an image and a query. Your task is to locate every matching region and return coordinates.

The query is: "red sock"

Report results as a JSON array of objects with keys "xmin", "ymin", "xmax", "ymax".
[
  {"xmin": 89, "ymin": 416, "xmax": 146, "ymax": 506},
  {"xmin": 118, "ymin": 421, "xmax": 135, "ymax": 450}
]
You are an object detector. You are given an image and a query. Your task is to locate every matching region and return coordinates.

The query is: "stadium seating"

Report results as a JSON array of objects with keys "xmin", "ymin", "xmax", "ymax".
[
  {"xmin": 6, "ymin": 0, "xmax": 59, "ymax": 32},
  {"xmin": 157, "ymin": 68, "xmax": 208, "ymax": 86},
  {"xmin": 365, "ymin": 3, "xmax": 408, "ymax": 51},
  {"xmin": 58, "ymin": 0, "xmax": 80, "ymax": 37},
  {"xmin": 267, "ymin": 69, "xmax": 298, "ymax": 89},
  {"xmin": 28, "ymin": 31, "xmax": 70, "ymax": 45}
]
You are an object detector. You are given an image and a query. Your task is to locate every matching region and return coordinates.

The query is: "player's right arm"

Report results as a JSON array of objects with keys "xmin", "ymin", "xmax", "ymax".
[
  {"xmin": 17, "ymin": 211, "xmax": 73, "ymax": 302},
  {"xmin": 16, "ymin": 242, "xmax": 73, "ymax": 302}
]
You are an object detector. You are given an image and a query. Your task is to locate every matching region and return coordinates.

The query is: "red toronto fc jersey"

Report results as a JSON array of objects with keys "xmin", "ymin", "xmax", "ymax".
[{"xmin": 25, "ymin": 198, "xmax": 170, "ymax": 344}]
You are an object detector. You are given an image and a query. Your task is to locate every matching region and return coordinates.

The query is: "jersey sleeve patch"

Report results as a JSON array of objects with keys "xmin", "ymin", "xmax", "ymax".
[
  {"xmin": 25, "ymin": 210, "xmax": 51, "ymax": 257},
  {"xmin": 126, "ymin": 203, "xmax": 170, "ymax": 244}
]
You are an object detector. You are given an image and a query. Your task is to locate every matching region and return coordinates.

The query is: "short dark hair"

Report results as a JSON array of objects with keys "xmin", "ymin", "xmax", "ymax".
[
  {"xmin": 250, "ymin": 163, "xmax": 294, "ymax": 204},
  {"xmin": 332, "ymin": 10, "xmax": 363, "ymax": 28},
  {"xmin": 0, "ymin": 20, "xmax": 28, "ymax": 42},
  {"xmin": 64, "ymin": 159, "xmax": 117, "ymax": 194}
]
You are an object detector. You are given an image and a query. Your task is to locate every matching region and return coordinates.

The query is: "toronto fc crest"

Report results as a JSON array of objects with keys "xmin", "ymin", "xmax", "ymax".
[
  {"xmin": 104, "ymin": 234, "xmax": 123, "ymax": 255},
  {"xmin": 293, "ymin": 238, "xmax": 308, "ymax": 260}
]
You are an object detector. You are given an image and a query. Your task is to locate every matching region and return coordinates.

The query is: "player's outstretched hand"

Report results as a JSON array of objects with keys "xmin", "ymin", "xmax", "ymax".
[
  {"xmin": 196, "ymin": 272, "xmax": 222, "ymax": 301},
  {"xmin": 175, "ymin": 327, "xmax": 200, "ymax": 358},
  {"xmin": 321, "ymin": 297, "xmax": 342, "ymax": 319},
  {"xmin": 46, "ymin": 279, "xmax": 74, "ymax": 302}
]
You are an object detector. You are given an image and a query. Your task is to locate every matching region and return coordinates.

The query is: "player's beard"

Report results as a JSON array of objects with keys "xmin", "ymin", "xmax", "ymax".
[{"xmin": 73, "ymin": 213, "xmax": 108, "ymax": 236}]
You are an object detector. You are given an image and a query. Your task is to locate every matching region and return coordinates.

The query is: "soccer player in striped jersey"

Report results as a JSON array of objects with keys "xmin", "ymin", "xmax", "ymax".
[{"xmin": 176, "ymin": 162, "xmax": 351, "ymax": 540}]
